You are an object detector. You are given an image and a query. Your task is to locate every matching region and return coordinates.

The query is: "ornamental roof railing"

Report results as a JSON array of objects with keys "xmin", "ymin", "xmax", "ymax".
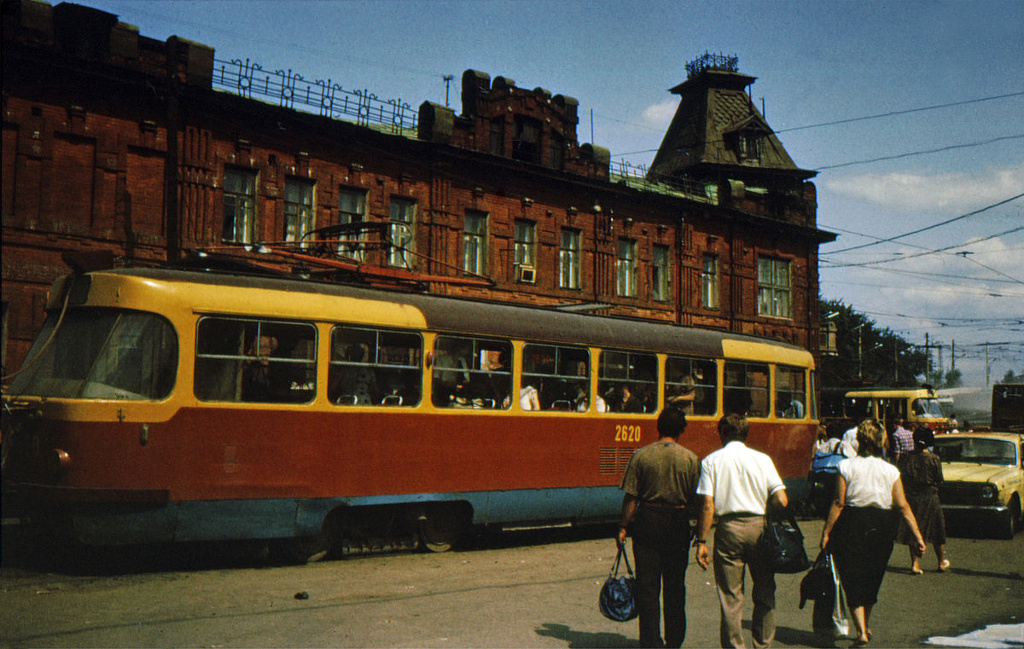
[
  {"xmin": 685, "ymin": 52, "xmax": 740, "ymax": 79},
  {"xmin": 212, "ymin": 57, "xmax": 417, "ymax": 134}
]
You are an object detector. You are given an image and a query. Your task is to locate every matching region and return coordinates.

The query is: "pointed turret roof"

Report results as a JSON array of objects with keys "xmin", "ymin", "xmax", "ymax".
[{"xmin": 647, "ymin": 55, "xmax": 815, "ymax": 186}]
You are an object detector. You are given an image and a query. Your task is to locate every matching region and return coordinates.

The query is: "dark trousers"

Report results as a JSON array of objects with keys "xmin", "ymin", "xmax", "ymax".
[{"xmin": 630, "ymin": 506, "xmax": 692, "ymax": 648}]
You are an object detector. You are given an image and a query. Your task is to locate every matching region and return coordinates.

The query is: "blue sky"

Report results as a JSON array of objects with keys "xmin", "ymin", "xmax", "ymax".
[{"xmin": 78, "ymin": 0, "xmax": 1024, "ymax": 387}]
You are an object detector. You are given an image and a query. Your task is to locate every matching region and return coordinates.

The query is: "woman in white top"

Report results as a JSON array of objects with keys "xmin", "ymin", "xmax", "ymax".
[{"xmin": 820, "ymin": 419, "xmax": 925, "ymax": 648}]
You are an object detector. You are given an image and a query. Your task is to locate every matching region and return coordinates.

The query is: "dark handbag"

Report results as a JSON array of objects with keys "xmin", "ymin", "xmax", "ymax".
[
  {"xmin": 759, "ymin": 508, "xmax": 811, "ymax": 574},
  {"xmin": 800, "ymin": 551, "xmax": 833, "ymax": 609},
  {"xmin": 599, "ymin": 543, "xmax": 638, "ymax": 622}
]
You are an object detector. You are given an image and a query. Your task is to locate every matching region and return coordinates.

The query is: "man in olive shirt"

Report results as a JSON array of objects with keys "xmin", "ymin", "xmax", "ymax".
[{"xmin": 618, "ymin": 404, "xmax": 701, "ymax": 648}]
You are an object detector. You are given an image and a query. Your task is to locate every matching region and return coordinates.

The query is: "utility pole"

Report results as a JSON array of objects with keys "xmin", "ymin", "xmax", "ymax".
[{"xmin": 985, "ymin": 343, "xmax": 990, "ymax": 387}]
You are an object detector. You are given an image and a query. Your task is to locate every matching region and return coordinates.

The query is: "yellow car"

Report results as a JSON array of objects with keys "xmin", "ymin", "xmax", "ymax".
[{"xmin": 933, "ymin": 432, "xmax": 1024, "ymax": 539}]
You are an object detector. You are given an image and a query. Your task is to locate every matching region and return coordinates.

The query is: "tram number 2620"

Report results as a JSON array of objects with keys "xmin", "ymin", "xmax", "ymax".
[{"xmin": 615, "ymin": 424, "xmax": 642, "ymax": 443}]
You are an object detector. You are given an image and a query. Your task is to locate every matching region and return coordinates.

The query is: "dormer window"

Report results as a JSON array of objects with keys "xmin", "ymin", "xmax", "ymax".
[{"xmin": 738, "ymin": 131, "xmax": 761, "ymax": 161}]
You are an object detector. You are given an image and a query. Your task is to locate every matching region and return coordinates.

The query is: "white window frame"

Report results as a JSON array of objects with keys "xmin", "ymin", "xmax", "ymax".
[
  {"xmin": 559, "ymin": 228, "xmax": 581, "ymax": 290},
  {"xmin": 758, "ymin": 257, "xmax": 792, "ymax": 319},
  {"xmin": 338, "ymin": 188, "xmax": 367, "ymax": 261},
  {"xmin": 463, "ymin": 210, "xmax": 488, "ymax": 275},
  {"xmin": 388, "ymin": 197, "xmax": 416, "ymax": 268},
  {"xmin": 651, "ymin": 244, "xmax": 670, "ymax": 302},
  {"xmin": 701, "ymin": 254, "xmax": 720, "ymax": 309},
  {"xmin": 222, "ymin": 168, "xmax": 256, "ymax": 244},
  {"xmin": 514, "ymin": 220, "xmax": 536, "ymax": 281},
  {"xmin": 284, "ymin": 178, "xmax": 315, "ymax": 246},
  {"xmin": 616, "ymin": 238, "xmax": 638, "ymax": 297}
]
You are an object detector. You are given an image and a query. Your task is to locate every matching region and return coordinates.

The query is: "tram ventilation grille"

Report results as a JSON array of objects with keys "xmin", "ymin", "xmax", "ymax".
[{"xmin": 599, "ymin": 447, "xmax": 636, "ymax": 474}]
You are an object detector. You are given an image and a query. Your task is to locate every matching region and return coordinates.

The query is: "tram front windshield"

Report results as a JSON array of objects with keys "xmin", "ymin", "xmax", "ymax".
[
  {"xmin": 911, "ymin": 398, "xmax": 945, "ymax": 419},
  {"xmin": 9, "ymin": 308, "xmax": 178, "ymax": 400}
]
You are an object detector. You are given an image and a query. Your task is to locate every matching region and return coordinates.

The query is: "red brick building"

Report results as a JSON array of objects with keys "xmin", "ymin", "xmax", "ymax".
[{"xmin": 1, "ymin": 1, "xmax": 835, "ymax": 375}]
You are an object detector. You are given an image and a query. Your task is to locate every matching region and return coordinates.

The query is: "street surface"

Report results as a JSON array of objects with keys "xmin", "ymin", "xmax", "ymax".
[{"xmin": 1, "ymin": 518, "xmax": 1021, "ymax": 648}]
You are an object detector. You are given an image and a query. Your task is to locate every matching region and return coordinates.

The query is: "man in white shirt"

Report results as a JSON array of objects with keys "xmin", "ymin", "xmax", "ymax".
[{"xmin": 695, "ymin": 414, "xmax": 789, "ymax": 649}]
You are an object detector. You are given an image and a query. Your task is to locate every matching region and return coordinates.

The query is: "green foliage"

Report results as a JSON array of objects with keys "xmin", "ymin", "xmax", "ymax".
[
  {"xmin": 1001, "ymin": 370, "xmax": 1024, "ymax": 384},
  {"xmin": 818, "ymin": 298, "xmax": 928, "ymax": 391}
]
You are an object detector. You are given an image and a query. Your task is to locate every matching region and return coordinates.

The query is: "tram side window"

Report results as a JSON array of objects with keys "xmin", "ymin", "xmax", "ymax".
[
  {"xmin": 844, "ymin": 398, "xmax": 872, "ymax": 421},
  {"xmin": 432, "ymin": 335, "xmax": 512, "ymax": 409},
  {"xmin": 598, "ymin": 350, "xmax": 658, "ymax": 413},
  {"xmin": 194, "ymin": 318, "xmax": 316, "ymax": 404},
  {"xmin": 521, "ymin": 343, "xmax": 591, "ymax": 411},
  {"xmin": 329, "ymin": 326, "xmax": 422, "ymax": 406},
  {"xmin": 724, "ymin": 362, "xmax": 769, "ymax": 417},
  {"xmin": 665, "ymin": 356, "xmax": 718, "ymax": 416},
  {"xmin": 775, "ymin": 366, "xmax": 807, "ymax": 419}
]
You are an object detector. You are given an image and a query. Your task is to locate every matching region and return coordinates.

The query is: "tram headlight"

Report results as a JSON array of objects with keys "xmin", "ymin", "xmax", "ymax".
[{"xmin": 51, "ymin": 448, "xmax": 71, "ymax": 473}]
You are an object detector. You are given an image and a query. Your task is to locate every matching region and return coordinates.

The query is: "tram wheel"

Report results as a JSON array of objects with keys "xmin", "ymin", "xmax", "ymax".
[
  {"xmin": 278, "ymin": 514, "xmax": 340, "ymax": 564},
  {"xmin": 417, "ymin": 504, "xmax": 469, "ymax": 553}
]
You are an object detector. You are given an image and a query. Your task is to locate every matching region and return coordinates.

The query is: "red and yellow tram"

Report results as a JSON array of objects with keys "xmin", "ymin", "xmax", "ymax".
[{"xmin": 2, "ymin": 263, "xmax": 817, "ymax": 559}]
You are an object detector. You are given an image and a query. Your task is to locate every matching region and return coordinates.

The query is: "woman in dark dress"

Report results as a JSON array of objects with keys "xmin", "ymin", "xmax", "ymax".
[
  {"xmin": 820, "ymin": 419, "xmax": 925, "ymax": 647},
  {"xmin": 897, "ymin": 426, "xmax": 949, "ymax": 573}
]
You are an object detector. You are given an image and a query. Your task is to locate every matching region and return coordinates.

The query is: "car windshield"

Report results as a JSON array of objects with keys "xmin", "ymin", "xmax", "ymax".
[
  {"xmin": 8, "ymin": 308, "xmax": 178, "ymax": 400},
  {"xmin": 933, "ymin": 437, "xmax": 1018, "ymax": 466}
]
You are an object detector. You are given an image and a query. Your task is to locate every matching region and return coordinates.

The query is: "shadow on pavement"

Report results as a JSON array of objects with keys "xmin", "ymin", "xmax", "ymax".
[{"xmin": 535, "ymin": 622, "xmax": 635, "ymax": 648}]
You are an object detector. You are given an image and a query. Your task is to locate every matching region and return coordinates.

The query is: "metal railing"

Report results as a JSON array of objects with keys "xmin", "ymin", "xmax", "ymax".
[
  {"xmin": 611, "ymin": 159, "xmax": 715, "ymax": 205},
  {"xmin": 212, "ymin": 57, "xmax": 417, "ymax": 134}
]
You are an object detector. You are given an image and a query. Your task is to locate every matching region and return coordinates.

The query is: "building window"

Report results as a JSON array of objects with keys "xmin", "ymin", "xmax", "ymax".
[
  {"xmin": 758, "ymin": 257, "xmax": 791, "ymax": 318},
  {"xmin": 651, "ymin": 244, "xmax": 670, "ymax": 302},
  {"xmin": 512, "ymin": 116, "xmax": 541, "ymax": 163},
  {"xmin": 463, "ymin": 210, "xmax": 488, "ymax": 275},
  {"xmin": 514, "ymin": 220, "xmax": 536, "ymax": 283},
  {"xmin": 489, "ymin": 118, "xmax": 504, "ymax": 156},
  {"xmin": 284, "ymin": 179, "xmax": 315, "ymax": 245},
  {"xmin": 559, "ymin": 228, "xmax": 581, "ymax": 290},
  {"xmin": 338, "ymin": 188, "xmax": 367, "ymax": 261},
  {"xmin": 616, "ymin": 238, "xmax": 638, "ymax": 297},
  {"xmin": 388, "ymin": 197, "xmax": 416, "ymax": 268},
  {"xmin": 701, "ymin": 254, "xmax": 719, "ymax": 309},
  {"xmin": 222, "ymin": 168, "xmax": 256, "ymax": 244}
]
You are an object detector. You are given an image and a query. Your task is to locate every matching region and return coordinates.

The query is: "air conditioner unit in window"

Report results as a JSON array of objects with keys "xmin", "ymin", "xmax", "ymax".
[{"xmin": 516, "ymin": 265, "xmax": 537, "ymax": 284}]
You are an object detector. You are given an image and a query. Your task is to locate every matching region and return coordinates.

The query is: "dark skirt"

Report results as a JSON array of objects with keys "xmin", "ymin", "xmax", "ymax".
[
  {"xmin": 828, "ymin": 506, "xmax": 897, "ymax": 609},
  {"xmin": 897, "ymin": 488, "xmax": 946, "ymax": 546}
]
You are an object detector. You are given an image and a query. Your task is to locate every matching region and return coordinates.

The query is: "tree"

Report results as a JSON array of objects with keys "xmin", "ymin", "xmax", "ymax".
[
  {"xmin": 943, "ymin": 369, "xmax": 963, "ymax": 389},
  {"xmin": 1001, "ymin": 370, "xmax": 1024, "ymax": 384},
  {"xmin": 818, "ymin": 299, "xmax": 928, "ymax": 391}
]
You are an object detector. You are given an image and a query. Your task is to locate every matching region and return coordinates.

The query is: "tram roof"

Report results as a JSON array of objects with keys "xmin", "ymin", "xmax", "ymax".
[{"xmin": 86, "ymin": 267, "xmax": 811, "ymax": 363}]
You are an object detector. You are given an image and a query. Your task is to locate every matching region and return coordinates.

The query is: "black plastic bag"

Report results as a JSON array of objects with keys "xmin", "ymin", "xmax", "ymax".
[
  {"xmin": 758, "ymin": 509, "xmax": 811, "ymax": 574},
  {"xmin": 599, "ymin": 543, "xmax": 638, "ymax": 622}
]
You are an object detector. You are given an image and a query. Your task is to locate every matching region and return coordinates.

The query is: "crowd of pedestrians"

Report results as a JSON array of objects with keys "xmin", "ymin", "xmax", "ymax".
[{"xmin": 617, "ymin": 411, "xmax": 943, "ymax": 648}]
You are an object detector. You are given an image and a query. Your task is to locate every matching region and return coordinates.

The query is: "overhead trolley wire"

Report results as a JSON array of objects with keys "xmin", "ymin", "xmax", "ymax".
[
  {"xmin": 773, "ymin": 91, "xmax": 1024, "ymax": 134},
  {"xmin": 611, "ymin": 90, "xmax": 1024, "ymax": 158},
  {"xmin": 823, "ymin": 192, "xmax": 1024, "ymax": 254},
  {"xmin": 824, "ymin": 225, "xmax": 1024, "ymax": 269}
]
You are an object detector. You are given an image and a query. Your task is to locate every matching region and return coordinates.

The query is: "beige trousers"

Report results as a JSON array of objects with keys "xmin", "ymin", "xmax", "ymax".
[{"xmin": 712, "ymin": 515, "xmax": 776, "ymax": 648}]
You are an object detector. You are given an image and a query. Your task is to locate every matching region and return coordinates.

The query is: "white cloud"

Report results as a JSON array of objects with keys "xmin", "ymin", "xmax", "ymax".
[
  {"xmin": 823, "ymin": 163, "xmax": 1024, "ymax": 214},
  {"xmin": 641, "ymin": 99, "xmax": 677, "ymax": 130}
]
